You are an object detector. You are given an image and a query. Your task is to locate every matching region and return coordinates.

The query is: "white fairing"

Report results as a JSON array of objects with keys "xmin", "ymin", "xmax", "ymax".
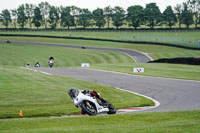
[
  {"xmin": 50, "ymin": 60, "xmax": 54, "ymax": 63},
  {"xmin": 35, "ymin": 64, "xmax": 40, "ymax": 67},
  {"xmin": 73, "ymin": 91, "xmax": 109, "ymax": 113}
]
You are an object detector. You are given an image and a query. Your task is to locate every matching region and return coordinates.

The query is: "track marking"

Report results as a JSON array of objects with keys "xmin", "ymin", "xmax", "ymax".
[{"xmin": 20, "ymin": 67, "xmax": 53, "ymax": 75}]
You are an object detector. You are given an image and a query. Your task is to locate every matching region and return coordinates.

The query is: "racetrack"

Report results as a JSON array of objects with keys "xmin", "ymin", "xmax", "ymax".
[
  {"xmin": 3, "ymin": 40, "xmax": 200, "ymax": 113},
  {"xmin": 3, "ymin": 41, "xmax": 152, "ymax": 63},
  {"xmin": 30, "ymin": 67, "xmax": 200, "ymax": 112}
]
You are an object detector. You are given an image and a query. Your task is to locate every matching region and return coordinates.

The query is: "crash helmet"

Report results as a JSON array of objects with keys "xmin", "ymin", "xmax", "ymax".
[
  {"xmin": 49, "ymin": 56, "xmax": 54, "ymax": 60},
  {"xmin": 68, "ymin": 88, "xmax": 77, "ymax": 98}
]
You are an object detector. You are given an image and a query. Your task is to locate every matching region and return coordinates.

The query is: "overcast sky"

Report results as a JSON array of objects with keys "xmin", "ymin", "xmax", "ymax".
[{"xmin": 0, "ymin": 0, "xmax": 187, "ymax": 12}]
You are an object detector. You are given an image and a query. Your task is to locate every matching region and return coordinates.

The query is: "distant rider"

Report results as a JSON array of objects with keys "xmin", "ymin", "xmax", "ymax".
[
  {"xmin": 35, "ymin": 62, "xmax": 40, "ymax": 67},
  {"xmin": 48, "ymin": 56, "xmax": 54, "ymax": 67}
]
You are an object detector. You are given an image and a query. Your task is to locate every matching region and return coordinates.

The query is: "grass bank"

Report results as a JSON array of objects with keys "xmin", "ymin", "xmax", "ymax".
[
  {"xmin": 91, "ymin": 63, "xmax": 200, "ymax": 81},
  {"xmin": 1, "ymin": 30, "xmax": 200, "ymax": 48},
  {"xmin": 1, "ymin": 36, "xmax": 200, "ymax": 60},
  {"xmin": 0, "ymin": 110, "xmax": 200, "ymax": 133},
  {"xmin": 0, "ymin": 42, "xmax": 134, "ymax": 67}
]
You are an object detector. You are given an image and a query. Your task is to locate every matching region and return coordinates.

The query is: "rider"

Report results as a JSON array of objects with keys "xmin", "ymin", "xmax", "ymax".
[
  {"xmin": 68, "ymin": 88, "xmax": 108, "ymax": 115},
  {"xmin": 49, "ymin": 56, "xmax": 54, "ymax": 61},
  {"xmin": 48, "ymin": 56, "xmax": 54, "ymax": 67},
  {"xmin": 35, "ymin": 62, "xmax": 40, "ymax": 67},
  {"xmin": 49, "ymin": 57, "xmax": 54, "ymax": 63}
]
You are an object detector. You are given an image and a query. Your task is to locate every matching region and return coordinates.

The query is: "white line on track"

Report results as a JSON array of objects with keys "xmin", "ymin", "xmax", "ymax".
[
  {"xmin": 21, "ymin": 67, "xmax": 53, "ymax": 75},
  {"xmin": 115, "ymin": 87, "xmax": 160, "ymax": 111}
]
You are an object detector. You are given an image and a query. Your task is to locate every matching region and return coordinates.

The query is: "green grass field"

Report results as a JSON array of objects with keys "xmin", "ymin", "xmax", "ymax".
[
  {"xmin": 0, "ymin": 34, "xmax": 200, "ymax": 132},
  {"xmin": 1, "ymin": 110, "xmax": 200, "ymax": 133},
  {"xmin": 0, "ymin": 42, "xmax": 134, "ymax": 67},
  {"xmin": 1, "ymin": 30, "xmax": 200, "ymax": 48},
  {"xmin": 91, "ymin": 63, "xmax": 200, "ymax": 81},
  {"xmin": 1, "ymin": 36, "xmax": 200, "ymax": 60}
]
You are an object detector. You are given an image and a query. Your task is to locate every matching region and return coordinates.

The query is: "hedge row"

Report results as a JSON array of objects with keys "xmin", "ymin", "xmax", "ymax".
[
  {"xmin": 0, "ymin": 28, "xmax": 200, "ymax": 32},
  {"xmin": 148, "ymin": 57, "xmax": 200, "ymax": 65}
]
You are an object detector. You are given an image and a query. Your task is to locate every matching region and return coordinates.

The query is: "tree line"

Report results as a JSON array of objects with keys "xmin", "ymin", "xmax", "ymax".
[{"xmin": 0, "ymin": 0, "xmax": 199, "ymax": 30}]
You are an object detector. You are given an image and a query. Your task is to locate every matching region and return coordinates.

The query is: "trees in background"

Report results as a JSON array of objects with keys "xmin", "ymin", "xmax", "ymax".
[
  {"xmin": 17, "ymin": 4, "xmax": 27, "ymax": 29},
  {"xmin": 92, "ymin": 8, "xmax": 106, "ymax": 29},
  {"xmin": 48, "ymin": 6, "xmax": 59, "ymax": 29},
  {"xmin": 11, "ymin": 9, "xmax": 18, "ymax": 29},
  {"xmin": 78, "ymin": 9, "xmax": 92, "ymax": 28},
  {"xmin": 0, "ymin": 0, "xmax": 199, "ymax": 29},
  {"xmin": 163, "ymin": 6, "xmax": 177, "ymax": 29},
  {"xmin": 144, "ymin": 3, "xmax": 162, "ymax": 29},
  {"xmin": 174, "ymin": 4, "xmax": 183, "ymax": 28},
  {"xmin": 104, "ymin": 6, "xmax": 113, "ymax": 29},
  {"xmin": 32, "ymin": 7, "xmax": 42, "ymax": 29},
  {"xmin": 60, "ymin": 6, "xmax": 74, "ymax": 29},
  {"xmin": 181, "ymin": 2, "xmax": 194, "ymax": 29},
  {"xmin": 0, "ymin": 9, "xmax": 11, "ymax": 29},
  {"xmin": 112, "ymin": 6, "xmax": 125, "ymax": 29},
  {"xmin": 70, "ymin": 6, "xmax": 81, "ymax": 29},
  {"xmin": 39, "ymin": 2, "xmax": 50, "ymax": 29},
  {"xmin": 127, "ymin": 5, "xmax": 144, "ymax": 29},
  {"xmin": 188, "ymin": 0, "xmax": 200, "ymax": 28},
  {"xmin": 25, "ymin": 3, "xmax": 34, "ymax": 29}
]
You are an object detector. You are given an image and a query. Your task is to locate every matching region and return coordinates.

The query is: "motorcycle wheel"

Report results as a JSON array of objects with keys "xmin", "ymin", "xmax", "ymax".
[
  {"xmin": 99, "ymin": 98, "xmax": 116, "ymax": 114},
  {"xmin": 107, "ymin": 103, "xmax": 116, "ymax": 114},
  {"xmin": 49, "ymin": 64, "xmax": 53, "ymax": 68},
  {"xmin": 81, "ymin": 101, "xmax": 97, "ymax": 116}
]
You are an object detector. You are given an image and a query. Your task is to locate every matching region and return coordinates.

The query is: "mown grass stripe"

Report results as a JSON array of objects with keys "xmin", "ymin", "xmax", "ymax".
[{"xmin": 0, "ymin": 43, "xmax": 133, "ymax": 67}]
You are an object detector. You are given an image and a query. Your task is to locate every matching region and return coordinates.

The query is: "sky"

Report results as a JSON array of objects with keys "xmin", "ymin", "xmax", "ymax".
[{"xmin": 0, "ymin": 0, "xmax": 187, "ymax": 12}]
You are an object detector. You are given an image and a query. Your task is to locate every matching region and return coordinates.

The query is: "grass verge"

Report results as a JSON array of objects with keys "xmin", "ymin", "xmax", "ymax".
[
  {"xmin": 91, "ymin": 63, "xmax": 200, "ymax": 81},
  {"xmin": 1, "ymin": 36, "xmax": 200, "ymax": 60},
  {"xmin": 0, "ymin": 30, "xmax": 199, "ymax": 42},
  {"xmin": 0, "ymin": 110, "xmax": 200, "ymax": 133}
]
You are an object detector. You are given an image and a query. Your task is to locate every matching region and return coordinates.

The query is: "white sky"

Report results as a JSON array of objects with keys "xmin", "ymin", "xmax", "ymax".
[{"xmin": 0, "ymin": 0, "xmax": 187, "ymax": 12}]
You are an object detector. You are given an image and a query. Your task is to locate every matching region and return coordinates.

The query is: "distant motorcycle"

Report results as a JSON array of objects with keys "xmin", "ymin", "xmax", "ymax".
[
  {"xmin": 35, "ymin": 62, "xmax": 40, "ymax": 67},
  {"xmin": 68, "ymin": 88, "xmax": 116, "ymax": 115},
  {"xmin": 48, "ymin": 60, "xmax": 54, "ymax": 68},
  {"xmin": 48, "ymin": 56, "xmax": 54, "ymax": 68}
]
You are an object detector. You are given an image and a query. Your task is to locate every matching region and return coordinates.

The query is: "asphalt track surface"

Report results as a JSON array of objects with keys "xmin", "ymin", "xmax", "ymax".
[
  {"xmin": 31, "ymin": 67, "xmax": 200, "ymax": 112},
  {"xmin": 3, "ymin": 41, "xmax": 152, "ymax": 63}
]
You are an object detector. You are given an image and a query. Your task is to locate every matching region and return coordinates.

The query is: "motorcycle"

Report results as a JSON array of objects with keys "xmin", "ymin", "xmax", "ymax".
[
  {"xmin": 68, "ymin": 89, "xmax": 116, "ymax": 115},
  {"xmin": 35, "ymin": 62, "xmax": 40, "ymax": 67},
  {"xmin": 48, "ymin": 59, "xmax": 54, "ymax": 68}
]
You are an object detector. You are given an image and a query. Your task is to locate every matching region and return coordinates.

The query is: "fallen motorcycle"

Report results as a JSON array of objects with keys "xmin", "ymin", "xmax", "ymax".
[{"xmin": 68, "ymin": 88, "xmax": 116, "ymax": 115}]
